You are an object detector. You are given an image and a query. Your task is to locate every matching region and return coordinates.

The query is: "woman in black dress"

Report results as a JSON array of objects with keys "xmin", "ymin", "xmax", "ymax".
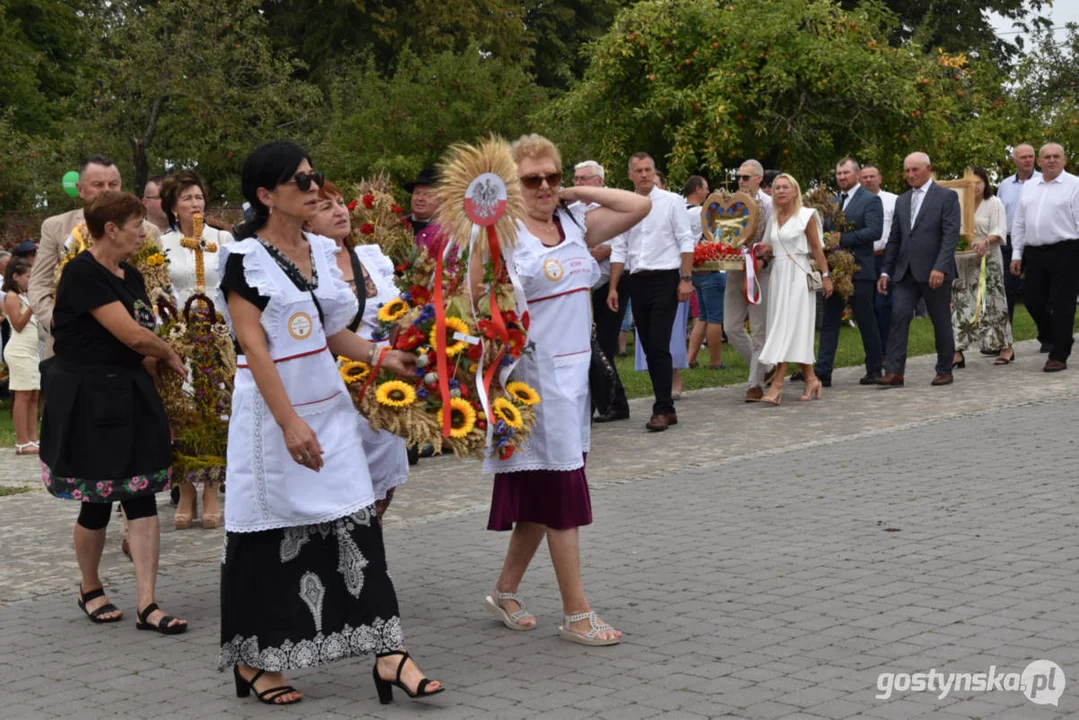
[{"xmin": 41, "ymin": 191, "xmax": 189, "ymax": 633}]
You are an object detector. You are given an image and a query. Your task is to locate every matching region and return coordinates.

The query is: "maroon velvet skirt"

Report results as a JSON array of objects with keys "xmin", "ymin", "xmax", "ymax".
[{"xmin": 487, "ymin": 454, "xmax": 592, "ymax": 531}]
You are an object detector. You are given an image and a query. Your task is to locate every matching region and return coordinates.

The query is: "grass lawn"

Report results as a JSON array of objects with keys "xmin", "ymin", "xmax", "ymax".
[
  {"xmin": 0, "ymin": 398, "xmax": 15, "ymax": 447},
  {"xmin": 615, "ymin": 304, "xmax": 1060, "ymax": 399}
]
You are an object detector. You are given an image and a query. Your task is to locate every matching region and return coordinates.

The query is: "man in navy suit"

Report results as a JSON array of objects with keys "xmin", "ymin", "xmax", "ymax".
[
  {"xmin": 877, "ymin": 152, "xmax": 961, "ymax": 387},
  {"xmin": 815, "ymin": 158, "xmax": 884, "ymax": 386}
]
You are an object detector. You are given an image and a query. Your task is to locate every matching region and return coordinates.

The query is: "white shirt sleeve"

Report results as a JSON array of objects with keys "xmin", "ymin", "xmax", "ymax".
[
  {"xmin": 671, "ymin": 197, "xmax": 695, "ymax": 255},
  {"xmin": 1012, "ymin": 188, "xmax": 1028, "ymax": 260},
  {"xmin": 609, "ymin": 232, "xmax": 627, "ymax": 265}
]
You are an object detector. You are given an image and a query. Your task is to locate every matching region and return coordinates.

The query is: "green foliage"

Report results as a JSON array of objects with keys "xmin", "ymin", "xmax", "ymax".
[
  {"xmin": 541, "ymin": 0, "xmax": 1022, "ymax": 190},
  {"xmin": 313, "ymin": 46, "xmax": 545, "ymax": 187},
  {"xmin": 1013, "ymin": 24, "xmax": 1079, "ymax": 156},
  {"xmin": 79, "ymin": 0, "xmax": 321, "ymax": 197}
]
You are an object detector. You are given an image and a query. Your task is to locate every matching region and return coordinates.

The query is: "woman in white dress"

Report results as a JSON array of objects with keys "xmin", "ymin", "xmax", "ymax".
[
  {"xmin": 160, "ymin": 169, "xmax": 233, "ymax": 528},
  {"xmin": 218, "ymin": 141, "xmax": 441, "ymax": 705},
  {"xmin": 303, "ymin": 180, "xmax": 408, "ymax": 515},
  {"xmin": 480, "ymin": 134, "xmax": 650, "ymax": 646},
  {"xmin": 3, "ymin": 258, "xmax": 41, "ymax": 453},
  {"xmin": 758, "ymin": 173, "xmax": 833, "ymax": 405}
]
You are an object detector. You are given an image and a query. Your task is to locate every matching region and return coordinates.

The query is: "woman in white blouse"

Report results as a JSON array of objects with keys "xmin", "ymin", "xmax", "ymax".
[
  {"xmin": 951, "ymin": 167, "xmax": 1013, "ymax": 367},
  {"xmin": 160, "ymin": 170, "xmax": 233, "ymax": 529},
  {"xmin": 160, "ymin": 170, "xmax": 234, "ymax": 305}
]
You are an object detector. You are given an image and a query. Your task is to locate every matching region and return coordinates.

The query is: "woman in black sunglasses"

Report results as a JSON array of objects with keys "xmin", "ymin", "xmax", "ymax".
[{"xmin": 217, "ymin": 141, "xmax": 443, "ymax": 706}]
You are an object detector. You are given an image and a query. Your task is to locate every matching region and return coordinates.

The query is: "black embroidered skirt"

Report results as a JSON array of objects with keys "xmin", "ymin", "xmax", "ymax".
[{"xmin": 218, "ymin": 506, "xmax": 404, "ymax": 672}]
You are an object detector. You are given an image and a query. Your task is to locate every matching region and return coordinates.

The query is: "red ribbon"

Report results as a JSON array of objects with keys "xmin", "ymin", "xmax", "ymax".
[
  {"xmin": 356, "ymin": 347, "xmax": 390, "ymax": 404},
  {"xmin": 481, "ymin": 226, "xmax": 509, "ymax": 421},
  {"xmin": 432, "ymin": 233, "xmax": 455, "ymax": 437},
  {"xmin": 742, "ymin": 244, "xmax": 762, "ymax": 305}
]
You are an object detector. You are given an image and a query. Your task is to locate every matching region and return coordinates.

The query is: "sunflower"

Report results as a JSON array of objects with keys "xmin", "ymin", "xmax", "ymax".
[
  {"xmin": 429, "ymin": 316, "xmax": 472, "ymax": 358},
  {"xmin": 493, "ymin": 397, "xmax": 523, "ymax": 429},
  {"xmin": 505, "ymin": 381, "xmax": 540, "ymax": 406},
  {"xmin": 375, "ymin": 380, "xmax": 417, "ymax": 408},
  {"xmin": 437, "ymin": 397, "xmax": 476, "ymax": 438},
  {"xmin": 339, "ymin": 360, "xmax": 371, "ymax": 385},
  {"xmin": 377, "ymin": 298, "xmax": 409, "ymax": 323}
]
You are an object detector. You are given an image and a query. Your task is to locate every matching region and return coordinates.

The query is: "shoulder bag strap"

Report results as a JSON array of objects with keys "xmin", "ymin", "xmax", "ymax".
[{"xmin": 346, "ymin": 249, "xmax": 367, "ymax": 333}]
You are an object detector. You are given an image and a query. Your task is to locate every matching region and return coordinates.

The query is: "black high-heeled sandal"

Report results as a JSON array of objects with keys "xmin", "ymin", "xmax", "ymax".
[
  {"xmin": 77, "ymin": 586, "xmax": 123, "ymax": 624},
  {"xmin": 135, "ymin": 602, "xmax": 187, "ymax": 635},
  {"xmin": 372, "ymin": 651, "xmax": 444, "ymax": 704},
  {"xmin": 233, "ymin": 665, "xmax": 303, "ymax": 705},
  {"xmin": 953, "ymin": 352, "xmax": 966, "ymax": 369}
]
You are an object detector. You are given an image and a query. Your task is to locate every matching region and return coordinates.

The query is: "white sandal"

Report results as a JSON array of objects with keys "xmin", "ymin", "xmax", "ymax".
[
  {"xmin": 559, "ymin": 611, "xmax": 621, "ymax": 646},
  {"xmin": 14, "ymin": 443, "xmax": 38, "ymax": 455},
  {"xmin": 484, "ymin": 589, "xmax": 536, "ymax": 631}
]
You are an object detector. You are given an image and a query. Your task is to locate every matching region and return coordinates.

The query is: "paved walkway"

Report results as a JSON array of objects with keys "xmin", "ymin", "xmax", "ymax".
[{"xmin": 0, "ymin": 338, "xmax": 1075, "ymax": 718}]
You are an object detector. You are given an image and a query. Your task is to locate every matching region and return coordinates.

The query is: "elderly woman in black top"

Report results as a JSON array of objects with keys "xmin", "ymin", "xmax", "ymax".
[{"xmin": 41, "ymin": 191, "xmax": 188, "ymax": 633}]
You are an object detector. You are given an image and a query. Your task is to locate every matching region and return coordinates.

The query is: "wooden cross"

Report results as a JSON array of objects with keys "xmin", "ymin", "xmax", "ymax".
[{"xmin": 178, "ymin": 213, "xmax": 218, "ymax": 292}]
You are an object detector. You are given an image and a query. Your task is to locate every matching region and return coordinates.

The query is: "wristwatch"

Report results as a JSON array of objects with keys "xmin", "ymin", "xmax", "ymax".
[
  {"xmin": 680, "ymin": 274, "xmax": 692, "ymax": 282},
  {"xmin": 821, "ymin": 272, "xmax": 832, "ymax": 278}
]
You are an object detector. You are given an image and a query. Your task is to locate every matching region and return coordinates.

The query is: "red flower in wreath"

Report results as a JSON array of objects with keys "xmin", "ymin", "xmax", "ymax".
[
  {"xmin": 502, "ymin": 310, "xmax": 519, "ymax": 325},
  {"xmin": 506, "ymin": 329, "xmax": 527, "ymax": 356},
  {"xmin": 360, "ymin": 222, "xmax": 375, "ymax": 235},
  {"xmin": 498, "ymin": 445, "xmax": 515, "ymax": 460},
  {"xmin": 521, "ymin": 311, "xmax": 531, "ymax": 331},
  {"xmin": 401, "ymin": 217, "xmax": 412, "ymax": 229},
  {"xmin": 466, "ymin": 342, "xmax": 483, "ymax": 361},
  {"xmin": 395, "ymin": 326, "xmax": 425, "ymax": 351},
  {"xmin": 391, "ymin": 204, "xmax": 403, "ymax": 214},
  {"xmin": 477, "ymin": 319, "xmax": 500, "ymax": 339},
  {"xmin": 347, "ymin": 199, "xmax": 358, "ymax": 211},
  {"xmin": 408, "ymin": 285, "xmax": 430, "ymax": 306},
  {"xmin": 362, "ymin": 194, "xmax": 375, "ymax": 209}
]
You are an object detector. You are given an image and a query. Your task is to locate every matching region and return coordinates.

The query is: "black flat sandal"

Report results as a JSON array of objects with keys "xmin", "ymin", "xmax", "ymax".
[
  {"xmin": 372, "ymin": 651, "xmax": 444, "ymax": 704},
  {"xmin": 77, "ymin": 586, "xmax": 123, "ymax": 624},
  {"xmin": 233, "ymin": 666, "xmax": 303, "ymax": 705},
  {"xmin": 135, "ymin": 602, "xmax": 187, "ymax": 635}
]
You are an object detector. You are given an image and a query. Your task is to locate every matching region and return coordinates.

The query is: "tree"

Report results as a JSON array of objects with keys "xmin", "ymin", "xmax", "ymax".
[
  {"xmin": 1012, "ymin": 24, "xmax": 1079, "ymax": 156},
  {"xmin": 80, "ymin": 0, "xmax": 320, "ymax": 198},
  {"xmin": 540, "ymin": 0, "xmax": 1021, "ymax": 190},
  {"xmin": 843, "ymin": 0, "xmax": 1053, "ymax": 62},
  {"xmin": 312, "ymin": 45, "xmax": 545, "ymax": 189}
]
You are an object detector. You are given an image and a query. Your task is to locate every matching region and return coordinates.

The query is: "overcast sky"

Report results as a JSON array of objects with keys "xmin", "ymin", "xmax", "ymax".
[{"xmin": 990, "ymin": 3, "xmax": 1079, "ymax": 45}]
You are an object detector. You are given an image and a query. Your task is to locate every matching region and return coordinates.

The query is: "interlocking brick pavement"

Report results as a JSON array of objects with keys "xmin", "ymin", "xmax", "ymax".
[{"xmin": 0, "ymin": 338, "xmax": 1076, "ymax": 718}]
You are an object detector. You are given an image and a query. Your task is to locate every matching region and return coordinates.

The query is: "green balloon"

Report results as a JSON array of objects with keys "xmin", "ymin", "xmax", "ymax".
[{"xmin": 62, "ymin": 170, "xmax": 79, "ymax": 198}]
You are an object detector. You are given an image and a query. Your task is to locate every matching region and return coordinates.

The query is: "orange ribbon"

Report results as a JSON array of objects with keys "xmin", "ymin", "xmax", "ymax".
[
  {"xmin": 433, "ymin": 233, "xmax": 455, "ymax": 437},
  {"xmin": 481, "ymin": 226, "xmax": 509, "ymax": 421},
  {"xmin": 357, "ymin": 347, "xmax": 390, "ymax": 404}
]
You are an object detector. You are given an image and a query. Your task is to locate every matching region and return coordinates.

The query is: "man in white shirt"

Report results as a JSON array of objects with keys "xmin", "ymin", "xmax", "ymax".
[
  {"xmin": 722, "ymin": 159, "xmax": 773, "ymax": 401},
  {"xmin": 997, "ymin": 144, "xmax": 1041, "ymax": 325},
  {"xmin": 574, "ymin": 160, "xmax": 630, "ymax": 422},
  {"xmin": 1009, "ymin": 143, "xmax": 1079, "ymax": 371},
  {"xmin": 860, "ymin": 163, "xmax": 897, "ymax": 362},
  {"xmin": 608, "ymin": 152, "xmax": 694, "ymax": 431}
]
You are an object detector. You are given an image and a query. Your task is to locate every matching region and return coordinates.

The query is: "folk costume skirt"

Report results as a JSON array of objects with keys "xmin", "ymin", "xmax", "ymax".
[{"xmin": 218, "ymin": 506, "xmax": 405, "ymax": 672}]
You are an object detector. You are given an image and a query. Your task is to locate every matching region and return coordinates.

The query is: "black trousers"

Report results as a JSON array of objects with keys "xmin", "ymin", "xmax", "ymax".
[
  {"xmin": 815, "ymin": 278, "xmax": 881, "ymax": 378},
  {"xmin": 885, "ymin": 275, "xmax": 955, "ymax": 377},
  {"xmin": 626, "ymin": 269, "xmax": 680, "ymax": 416},
  {"xmin": 1000, "ymin": 240, "xmax": 1021, "ymax": 325},
  {"xmin": 591, "ymin": 280, "xmax": 629, "ymax": 414},
  {"xmin": 1023, "ymin": 240, "xmax": 1079, "ymax": 363}
]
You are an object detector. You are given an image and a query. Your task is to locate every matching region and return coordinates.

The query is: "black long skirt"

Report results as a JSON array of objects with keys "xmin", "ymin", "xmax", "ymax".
[{"xmin": 218, "ymin": 506, "xmax": 404, "ymax": 672}]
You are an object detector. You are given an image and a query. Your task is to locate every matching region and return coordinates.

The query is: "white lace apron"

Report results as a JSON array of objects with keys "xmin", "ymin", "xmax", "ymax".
[{"xmin": 219, "ymin": 235, "xmax": 373, "ymax": 532}]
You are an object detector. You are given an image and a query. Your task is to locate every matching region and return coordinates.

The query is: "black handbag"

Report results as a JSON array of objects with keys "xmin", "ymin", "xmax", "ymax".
[{"xmin": 588, "ymin": 323, "xmax": 619, "ymax": 415}]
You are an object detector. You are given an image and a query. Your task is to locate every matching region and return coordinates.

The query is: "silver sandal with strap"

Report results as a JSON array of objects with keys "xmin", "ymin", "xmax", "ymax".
[
  {"xmin": 484, "ymin": 589, "xmax": 536, "ymax": 631},
  {"xmin": 559, "ymin": 610, "xmax": 621, "ymax": 646}
]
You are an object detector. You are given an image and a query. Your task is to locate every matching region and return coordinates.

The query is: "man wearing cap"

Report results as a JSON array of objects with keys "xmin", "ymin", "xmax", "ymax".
[
  {"xmin": 12, "ymin": 242, "xmax": 38, "ymax": 263},
  {"xmin": 28, "ymin": 154, "xmax": 160, "ymax": 358},
  {"xmin": 404, "ymin": 167, "xmax": 442, "ymax": 240}
]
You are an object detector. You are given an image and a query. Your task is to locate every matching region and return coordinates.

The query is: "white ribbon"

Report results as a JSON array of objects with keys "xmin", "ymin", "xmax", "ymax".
[{"xmin": 742, "ymin": 245, "xmax": 762, "ymax": 305}]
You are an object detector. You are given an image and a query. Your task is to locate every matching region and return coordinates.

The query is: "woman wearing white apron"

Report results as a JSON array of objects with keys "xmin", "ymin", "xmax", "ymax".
[
  {"xmin": 217, "ymin": 142, "xmax": 442, "ymax": 706},
  {"xmin": 481, "ymin": 134, "xmax": 650, "ymax": 646},
  {"xmin": 304, "ymin": 180, "xmax": 408, "ymax": 516}
]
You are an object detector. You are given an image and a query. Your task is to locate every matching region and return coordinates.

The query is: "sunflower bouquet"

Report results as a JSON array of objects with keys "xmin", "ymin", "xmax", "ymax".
[
  {"xmin": 802, "ymin": 186, "xmax": 859, "ymax": 301},
  {"xmin": 347, "ymin": 175, "xmax": 416, "ymax": 267},
  {"xmin": 153, "ymin": 294, "xmax": 235, "ymax": 486}
]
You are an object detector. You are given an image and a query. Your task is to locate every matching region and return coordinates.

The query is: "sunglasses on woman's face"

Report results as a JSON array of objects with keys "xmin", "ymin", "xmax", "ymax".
[
  {"xmin": 520, "ymin": 171, "xmax": 563, "ymax": 190},
  {"xmin": 286, "ymin": 171, "xmax": 325, "ymax": 192}
]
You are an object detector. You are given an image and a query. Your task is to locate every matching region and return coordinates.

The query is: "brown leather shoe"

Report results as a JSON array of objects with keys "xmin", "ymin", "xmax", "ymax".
[
  {"xmin": 744, "ymin": 386, "xmax": 764, "ymax": 402},
  {"xmin": 665, "ymin": 413, "xmax": 678, "ymax": 426},
  {"xmin": 877, "ymin": 373, "xmax": 904, "ymax": 387},
  {"xmin": 1044, "ymin": 360, "xmax": 1067, "ymax": 372},
  {"xmin": 931, "ymin": 373, "xmax": 954, "ymax": 386},
  {"xmin": 645, "ymin": 414, "xmax": 669, "ymax": 432}
]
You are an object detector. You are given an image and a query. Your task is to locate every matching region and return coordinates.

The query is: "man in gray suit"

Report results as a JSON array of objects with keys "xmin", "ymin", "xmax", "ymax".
[
  {"xmin": 877, "ymin": 152, "xmax": 960, "ymax": 387},
  {"xmin": 815, "ymin": 157, "xmax": 884, "ymax": 386}
]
